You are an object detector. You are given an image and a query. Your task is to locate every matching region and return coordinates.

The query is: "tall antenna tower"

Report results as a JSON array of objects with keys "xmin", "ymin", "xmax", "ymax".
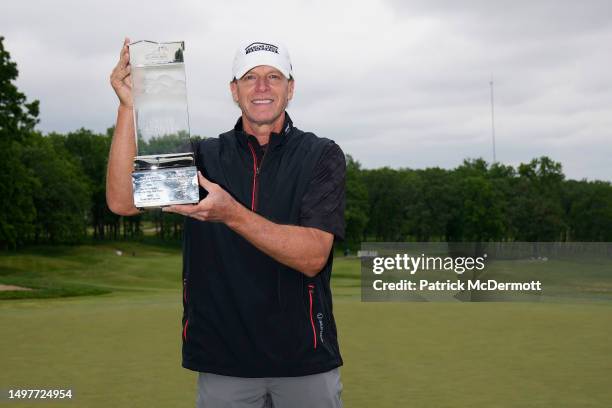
[{"xmin": 490, "ymin": 76, "xmax": 497, "ymax": 163}]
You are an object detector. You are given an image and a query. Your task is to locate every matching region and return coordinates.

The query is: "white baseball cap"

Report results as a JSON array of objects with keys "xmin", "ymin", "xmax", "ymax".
[{"xmin": 232, "ymin": 40, "xmax": 293, "ymax": 80}]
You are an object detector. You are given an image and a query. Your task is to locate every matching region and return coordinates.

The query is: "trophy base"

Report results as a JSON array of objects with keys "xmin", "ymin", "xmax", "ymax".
[{"xmin": 132, "ymin": 165, "xmax": 199, "ymax": 209}]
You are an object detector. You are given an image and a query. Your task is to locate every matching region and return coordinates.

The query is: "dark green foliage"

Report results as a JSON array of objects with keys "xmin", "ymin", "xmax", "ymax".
[
  {"xmin": 345, "ymin": 156, "xmax": 612, "ymax": 243},
  {"xmin": 511, "ymin": 157, "xmax": 566, "ymax": 241},
  {"xmin": 410, "ymin": 167, "xmax": 457, "ymax": 241},
  {"xmin": 0, "ymin": 139, "xmax": 39, "ymax": 248},
  {"xmin": 52, "ymin": 128, "xmax": 130, "ymax": 239},
  {"xmin": 22, "ymin": 133, "xmax": 91, "ymax": 243},
  {"xmin": 450, "ymin": 159, "xmax": 505, "ymax": 241},
  {"xmin": 0, "ymin": 36, "xmax": 39, "ymax": 142},
  {"xmin": 0, "ymin": 37, "xmax": 40, "ymax": 248},
  {"xmin": 563, "ymin": 180, "xmax": 612, "ymax": 241},
  {"xmin": 344, "ymin": 155, "xmax": 369, "ymax": 246},
  {"xmin": 2, "ymin": 36, "xmax": 612, "ymax": 248},
  {"xmin": 362, "ymin": 167, "xmax": 408, "ymax": 241}
]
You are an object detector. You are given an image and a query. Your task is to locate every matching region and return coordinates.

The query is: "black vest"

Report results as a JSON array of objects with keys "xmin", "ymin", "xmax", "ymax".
[{"xmin": 181, "ymin": 115, "xmax": 343, "ymax": 377}]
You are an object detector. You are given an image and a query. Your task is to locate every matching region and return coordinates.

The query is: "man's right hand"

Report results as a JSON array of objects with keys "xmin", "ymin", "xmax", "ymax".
[
  {"xmin": 110, "ymin": 38, "xmax": 133, "ymax": 108},
  {"xmin": 106, "ymin": 37, "xmax": 139, "ymax": 216}
]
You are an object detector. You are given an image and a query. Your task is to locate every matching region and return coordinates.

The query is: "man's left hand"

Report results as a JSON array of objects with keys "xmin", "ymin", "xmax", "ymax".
[{"xmin": 163, "ymin": 171, "xmax": 238, "ymax": 223}]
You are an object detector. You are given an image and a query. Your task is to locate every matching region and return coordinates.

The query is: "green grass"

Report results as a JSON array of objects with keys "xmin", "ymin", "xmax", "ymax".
[
  {"xmin": 0, "ymin": 242, "xmax": 182, "ymax": 299},
  {"xmin": 1, "ymin": 245, "xmax": 611, "ymax": 407},
  {"xmin": 0, "ymin": 279, "xmax": 110, "ymax": 300}
]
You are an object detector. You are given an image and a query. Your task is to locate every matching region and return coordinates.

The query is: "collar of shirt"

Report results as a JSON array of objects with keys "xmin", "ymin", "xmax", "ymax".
[{"xmin": 233, "ymin": 111, "xmax": 294, "ymax": 153}]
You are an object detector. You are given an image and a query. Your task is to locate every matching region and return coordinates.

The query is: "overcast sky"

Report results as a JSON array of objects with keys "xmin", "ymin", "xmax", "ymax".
[{"xmin": 3, "ymin": 0, "xmax": 611, "ymax": 180}]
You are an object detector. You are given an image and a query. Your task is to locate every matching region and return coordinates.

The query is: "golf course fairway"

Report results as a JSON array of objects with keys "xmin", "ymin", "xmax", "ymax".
[{"xmin": 1, "ymin": 243, "xmax": 611, "ymax": 407}]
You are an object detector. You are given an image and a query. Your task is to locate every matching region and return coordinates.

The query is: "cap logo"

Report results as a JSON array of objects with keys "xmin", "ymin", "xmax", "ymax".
[{"xmin": 245, "ymin": 42, "xmax": 279, "ymax": 55}]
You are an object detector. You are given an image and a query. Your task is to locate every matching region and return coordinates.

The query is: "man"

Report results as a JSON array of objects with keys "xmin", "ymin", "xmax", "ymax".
[{"xmin": 108, "ymin": 38, "xmax": 345, "ymax": 407}]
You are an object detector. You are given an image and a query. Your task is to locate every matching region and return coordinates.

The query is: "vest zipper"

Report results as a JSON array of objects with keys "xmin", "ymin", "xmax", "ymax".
[
  {"xmin": 183, "ymin": 277, "xmax": 188, "ymax": 341},
  {"xmin": 308, "ymin": 284, "xmax": 317, "ymax": 350},
  {"xmin": 247, "ymin": 142, "xmax": 267, "ymax": 211}
]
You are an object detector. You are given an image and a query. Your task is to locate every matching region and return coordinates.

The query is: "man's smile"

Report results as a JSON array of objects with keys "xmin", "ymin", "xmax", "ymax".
[{"xmin": 251, "ymin": 98, "xmax": 274, "ymax": 105}]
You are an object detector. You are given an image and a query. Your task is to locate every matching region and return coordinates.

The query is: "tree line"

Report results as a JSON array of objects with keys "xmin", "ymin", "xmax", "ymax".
[
  {"xmin": 0, "ymin": 37, "xmax": 183, "ymax": 248},
  {"xmin": 2, "ymin": 36, "xmax": 611, "ymax": 249},
  {"xmin": 343, "ymin": 156, "xmax": 612, "ymax": 247}
]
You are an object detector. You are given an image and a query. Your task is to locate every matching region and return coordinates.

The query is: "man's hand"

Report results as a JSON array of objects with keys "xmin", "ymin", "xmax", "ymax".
[
  {"xmin": 162, "ymin": 171, "xmax": 332, "ymax": 277},
  {"xmin": 110, "ymin": 38, "xmax": 133, "ymax": 108},
  {"xmin": 163, "ymin": 172, "xmax": 239, "ymax": 223},
  {"xmin": 106, "ymin": 37, "xmax": 140, "ymax": 216}
]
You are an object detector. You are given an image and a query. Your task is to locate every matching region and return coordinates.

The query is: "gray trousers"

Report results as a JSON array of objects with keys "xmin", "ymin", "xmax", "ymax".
[{"xmin": 196, "ymin": 368, "xmax": 343, "ymax": 408}]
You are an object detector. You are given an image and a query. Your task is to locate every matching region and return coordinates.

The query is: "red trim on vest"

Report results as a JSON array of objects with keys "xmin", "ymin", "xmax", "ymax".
[{"xmin": 247, "ymin": 142, "xmax": 258, "ymax": 211}]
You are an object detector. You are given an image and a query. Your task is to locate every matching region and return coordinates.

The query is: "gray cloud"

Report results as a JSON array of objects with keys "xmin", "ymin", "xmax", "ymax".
[{"xmin": 2, "ymin": 0, "xmax": 611, "ymax": 180}]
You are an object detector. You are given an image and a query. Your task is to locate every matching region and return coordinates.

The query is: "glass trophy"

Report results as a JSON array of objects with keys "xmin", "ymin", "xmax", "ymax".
[{"xmin": 128, "ymin": 40, "xmax": 199, "ymax": 208}]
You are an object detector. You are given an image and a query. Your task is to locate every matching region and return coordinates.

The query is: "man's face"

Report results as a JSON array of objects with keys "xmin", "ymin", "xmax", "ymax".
[{"xmin": 230, "ymin": 65, "xmax": 294, "ymax": 127}]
